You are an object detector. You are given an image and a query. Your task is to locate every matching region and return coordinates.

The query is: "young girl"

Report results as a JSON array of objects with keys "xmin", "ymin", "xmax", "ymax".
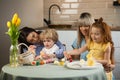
[
  {"xmin": 35, "ymin": 29, "xmax": 60, "ymax": 60},
  {"xmin": 64, "ymin": 17, "xmax": 114, "ymax": 80}
]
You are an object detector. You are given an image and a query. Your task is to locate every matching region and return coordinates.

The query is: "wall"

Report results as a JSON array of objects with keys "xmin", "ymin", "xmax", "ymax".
[
  {"xmin": 44, "ymin": 0, "xmax": 120, "ymax": 27},
  {"xmin": 111, "ymin": 31, "xmax": 120, "ymax": 80},
  {"xmin": 0, "ymin": 0, "xmax": 43, "ymax": 71}
]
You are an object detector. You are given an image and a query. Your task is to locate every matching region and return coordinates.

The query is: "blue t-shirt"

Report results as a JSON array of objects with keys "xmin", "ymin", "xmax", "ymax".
[{"xmin": 72, "ymin": 38, "xmax": 88, "ymax": 61}]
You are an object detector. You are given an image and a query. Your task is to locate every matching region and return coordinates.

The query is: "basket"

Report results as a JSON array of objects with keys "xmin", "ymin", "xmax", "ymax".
[{"xmin": 18, "ymin": 43, "xmax": 35, "ymax": 64}]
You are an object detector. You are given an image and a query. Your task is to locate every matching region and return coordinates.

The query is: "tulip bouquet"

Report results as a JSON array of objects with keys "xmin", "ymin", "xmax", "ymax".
[
  {"xmin": 6, "ymin": 13, "xmax": 21, "ymax": 45},
  {"xmin": 6, "ymin": 13, "xmax": 21, "ymax": 67}
]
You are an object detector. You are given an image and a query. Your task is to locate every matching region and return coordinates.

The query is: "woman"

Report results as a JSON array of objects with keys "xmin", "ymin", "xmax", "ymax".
[
  {"xmin": 72, "ymin": 12, "xmax": 94, "ymax": 60},
  {"xmin": 18, "ymin": 27, "xmax": 65, "ymax": 59}
]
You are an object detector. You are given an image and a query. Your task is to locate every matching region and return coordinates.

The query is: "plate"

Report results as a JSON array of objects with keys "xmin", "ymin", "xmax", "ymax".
[{"xmin": 65, "ymin": 61, "xmax": 101, "ymax": 70}]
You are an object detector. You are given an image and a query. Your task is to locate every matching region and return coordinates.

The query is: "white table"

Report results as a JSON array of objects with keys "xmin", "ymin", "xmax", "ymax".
[{"xmin": 0, "ymin": 63, "xmax": 107, "ymax": 80}]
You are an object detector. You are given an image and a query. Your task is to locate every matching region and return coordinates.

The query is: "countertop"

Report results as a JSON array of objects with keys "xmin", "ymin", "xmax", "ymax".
[
  {"xmin": 35, "ymin": 26, "xmax": 120, "ymax": 31},
  {"xmin": 110, "ymin": 26, "xmax": 120, "ymax": 31}
]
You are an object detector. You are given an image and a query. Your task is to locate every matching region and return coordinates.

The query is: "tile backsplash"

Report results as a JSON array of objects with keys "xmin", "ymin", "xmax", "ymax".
[{"xmin": 44, "ymin": 0, "xmax": 120, "ymax": 27}]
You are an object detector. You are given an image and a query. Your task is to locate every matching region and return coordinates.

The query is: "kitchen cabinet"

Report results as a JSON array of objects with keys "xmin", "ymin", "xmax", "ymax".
[
  {"xmin": 113, "ymin": 0, "xmax": 120, "ymax": 6},
  {"xmin": 57, "ymin": 30, "xmax": 120, "ymax": 50},
  {"xmin": 111, "ymin": 31, "xmax": 120, "ymax": 80},
  {"xmin": 57, "ymin": 30, "xmax": 77, "ymax": 50},
  {"xmin": 111, "ymin": 31, "xmax": 120, "ymax": 48}
]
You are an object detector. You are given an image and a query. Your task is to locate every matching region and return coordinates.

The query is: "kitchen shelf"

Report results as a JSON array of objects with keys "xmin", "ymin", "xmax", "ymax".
[
  {"xmin": 48, "ymin": 24, "xmax": 72, "ymax": 29},
  {"xmin": 113, "ymin": 1, "xmax": 120, "ymax": 6}
]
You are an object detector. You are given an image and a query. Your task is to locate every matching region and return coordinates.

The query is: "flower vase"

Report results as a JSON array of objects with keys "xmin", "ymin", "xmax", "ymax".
[{"xmin": 9, "ymin": 42, "xmax": 19, "ymax": 67}]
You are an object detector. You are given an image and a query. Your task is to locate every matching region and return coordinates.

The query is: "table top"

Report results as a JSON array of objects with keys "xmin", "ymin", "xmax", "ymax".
[{"xmin": 0, "ymin": 62, "xmax": 107, "ymax": 80}]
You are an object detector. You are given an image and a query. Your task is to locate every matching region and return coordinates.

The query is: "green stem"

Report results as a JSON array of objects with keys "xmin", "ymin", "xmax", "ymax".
[{"xmin": 9, "ymin": 40, "xmax": 19, "ymax": 67}]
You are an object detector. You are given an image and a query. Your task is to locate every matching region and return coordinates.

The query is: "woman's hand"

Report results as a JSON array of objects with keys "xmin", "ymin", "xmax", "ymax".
[
  {"xmin": 63, "ymin": 51, "xmax": 71, "ymax": 59},
  {"xmin": 104, "ymin": 64, "xmax": 115, "ymax": 73},
  {"xmin": 28, "ymin": 45, "xmax": 36, "ymax": 54}
]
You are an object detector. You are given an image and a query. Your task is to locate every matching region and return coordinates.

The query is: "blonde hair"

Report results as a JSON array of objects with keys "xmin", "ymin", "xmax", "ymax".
[
  {"xmin": 40, "ymin": 29, "xmax": 58, "ymax": 43},
  {"xmin": 77, "ymin": 12, "xmax": 94, "ymax": 47}
]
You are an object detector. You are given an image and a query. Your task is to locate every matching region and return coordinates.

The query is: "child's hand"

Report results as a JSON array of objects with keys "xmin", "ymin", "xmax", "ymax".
[
  {"xmin": 35, "ymin": 56, "xmax": 40, "ymax": 60},
  {"xmin": 40, "ymin": 51, "xmax": 45, "ymax": 57},
  {"xmin": 40, "ymin": 52, "xmax": 49, "ymax": 59},
  {"xmin": 41, "ymin": 53, "xmax": 50, "ymax": 59},
  {"xmin": 42, "ymin": 55, "xmax": 50, "ymax": 59},
  {"xmin": 47, "ymin": 54, "xmax": 56, "ymax": 58},
  {"xmin": 63, "ymin": 51, "xmax": 71, "ymax": 59}
]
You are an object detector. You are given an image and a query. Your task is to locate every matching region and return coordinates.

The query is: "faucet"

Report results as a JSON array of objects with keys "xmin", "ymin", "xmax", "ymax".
[{"xmin": 44, "ymin": 4, "xmax": 61, "ymax": 26}]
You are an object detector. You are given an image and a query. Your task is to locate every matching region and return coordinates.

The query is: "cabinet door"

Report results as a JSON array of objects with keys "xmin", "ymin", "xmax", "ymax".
[
  {"xmin": 57, "ymin": 31, "xmax": 120, "ymax": 49},
  {"xmin": 57, "ymin": 31, "xmax": 77, "ymax": 50}
]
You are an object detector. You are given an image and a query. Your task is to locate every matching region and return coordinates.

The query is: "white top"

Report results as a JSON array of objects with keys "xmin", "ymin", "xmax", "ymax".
[{"xmin": 41, "ymin": 44, "xmax": 59, "ymax": 54}]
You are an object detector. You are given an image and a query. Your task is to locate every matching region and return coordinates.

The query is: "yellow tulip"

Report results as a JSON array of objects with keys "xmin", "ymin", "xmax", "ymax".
[
  {"xmin": 87, "ymin": 58, "xmax": 95, "ymax": 66},
  {"xmin": 86, "ymin": 54, "xmax": 92, "ymax": 59},
  {"xmin": 7, "ymin": 21, "xmax": 11, "ymax": 28},
  {"xmin": 15, "ymin": 18, "xmax": 21, "ymax": 27},
  {"xmin": 6, "ymin": 12, "xmax": 21, "ymax": 45},
  {"xmin": 12, "ymin": 13, "xmax": 18, "ymax": 25}
]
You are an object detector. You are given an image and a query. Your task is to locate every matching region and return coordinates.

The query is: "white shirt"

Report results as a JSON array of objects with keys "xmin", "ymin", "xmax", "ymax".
[{"xmin": 41, "ymin": 44, "xmax": 59, "ymax": 54}]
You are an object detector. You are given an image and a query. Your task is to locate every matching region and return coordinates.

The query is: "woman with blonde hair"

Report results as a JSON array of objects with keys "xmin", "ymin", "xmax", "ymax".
[{"xmin": 72, "ymin": 12, "xmax": 94, "ymax": 60}]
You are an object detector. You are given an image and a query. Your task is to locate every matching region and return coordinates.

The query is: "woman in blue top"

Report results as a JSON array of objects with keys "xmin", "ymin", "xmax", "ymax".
[
  {"xmin": 18, "ymin": 27, "xmax": 65, "ymax": 59},
  {"xmin": 72, "ymin": 12, "xmax": 94, "ymax": 61}
]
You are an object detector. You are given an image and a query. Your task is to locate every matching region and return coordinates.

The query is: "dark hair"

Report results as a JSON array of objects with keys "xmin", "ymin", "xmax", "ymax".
[{"xmin": 18, "ymin": 27, "xmax": 41, "ymax": 53}]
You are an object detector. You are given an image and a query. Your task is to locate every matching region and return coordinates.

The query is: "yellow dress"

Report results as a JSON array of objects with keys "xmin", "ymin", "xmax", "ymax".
[{"xmin": 87, "ymin": 41, "xmax": 112, "ymax": 80}]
